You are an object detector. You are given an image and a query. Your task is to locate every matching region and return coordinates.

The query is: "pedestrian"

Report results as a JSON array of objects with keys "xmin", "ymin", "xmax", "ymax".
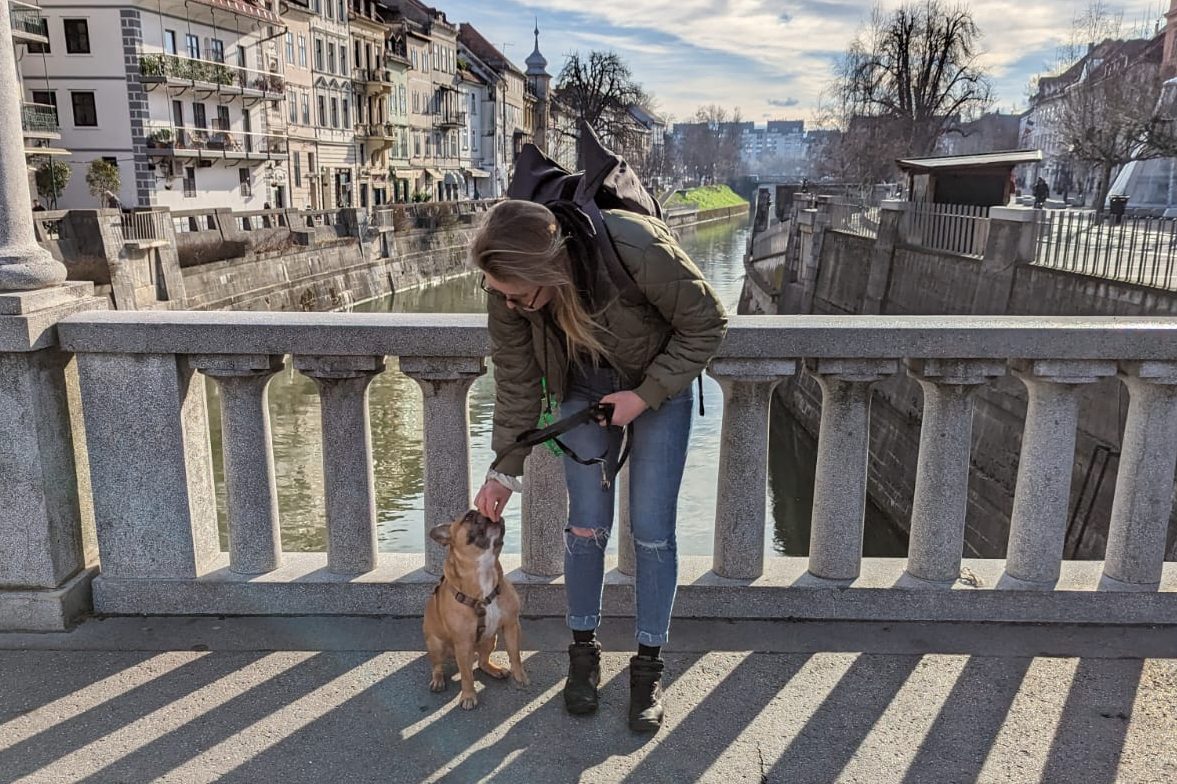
[
  {"xmin": 1033, "ymin": 177, "xmax": 1049, "ymax": 208},
  {"xmin": 471, "ymin": 139, "xmax": 727, "ymax": 734},
  {"xmin": 263, "ymin": 201, "xmax": 272, "ymax": 210}
]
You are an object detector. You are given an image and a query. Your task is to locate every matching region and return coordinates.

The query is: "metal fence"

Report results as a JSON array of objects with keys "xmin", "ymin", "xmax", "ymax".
[
  {"xmin": 828, "ymin": 201, "xmax": 881, "ymax": 239},
  {"xmin": 121, "ymin": 210, "xmax": 170, "ymax": 242},
  {"xmin": 901, "ymin": 203, "xmax": 990, "ymax": 258},
  {"xmin": 1034, "ymin": 210, "xmax": 1177, "ymax": 290}
]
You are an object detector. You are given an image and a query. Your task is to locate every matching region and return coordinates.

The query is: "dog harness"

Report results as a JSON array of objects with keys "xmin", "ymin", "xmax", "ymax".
[{"xmin": 434, "ymin": 576, "xmax": 502, "ymax": 642}]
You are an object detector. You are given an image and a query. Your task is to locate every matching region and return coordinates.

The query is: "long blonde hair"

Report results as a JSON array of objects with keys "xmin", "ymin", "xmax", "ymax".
[{"xmin": 471, "ymin": 200, "xmax": 609, "ymax": 362}]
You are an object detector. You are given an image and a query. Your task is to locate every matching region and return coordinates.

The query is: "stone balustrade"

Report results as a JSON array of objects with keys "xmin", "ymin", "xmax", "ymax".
[{"xmin": 32, "ymin": 311, "xmax": 1177, "ymax": 624}]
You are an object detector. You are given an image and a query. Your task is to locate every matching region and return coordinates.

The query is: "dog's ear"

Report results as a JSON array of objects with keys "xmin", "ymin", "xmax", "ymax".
[{"xmin": 428, "ymin": 523, "xmax": 453, "ymax": 547}]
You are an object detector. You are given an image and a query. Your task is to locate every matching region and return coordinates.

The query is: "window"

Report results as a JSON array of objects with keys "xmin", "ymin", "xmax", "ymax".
[
  {"xmin": 301, "ymin": 92, "xmax": 310, "ymax": 125},
  {"xmin": 289, "ymin": 89, "xmax": 298, "ymax": 123},
  {"xmin": 327, "ymin": 42, "xmax": 335, "ymax": 75},
  {"xmin": 183, "ymin": 166, "xmax": 197, "ymax": 198},
  {"xmin": 164, "ymin": 30, "xmax": 177, "ymax": 55},
  {"xmin": 314, "ymin": 39, "xmax": 323, "ymax": 71},
  {"xmin": 317, "ymin": 95, "xmax": 326, "ymax": 126},
  {"xmin": 308, "ymin": 152, "xmax": 315, "ymax": 177},
  {"xmin": 186, "ymin": 33, "xmax": 200, "ymax": 60},
  {"xmin": 30, "ymin": 89, "xmax": 57, "ymax": 121},
  {"xmin": 216, "ymin": 105, "xmax": 229, "ymax": 130},
  {"xmin": 312, "ymin": 0, "xmax": 320, "ymax": 12},
  {"xmin": 294, "ymin": 153, "xmax": 302, "ymax": 187},
  {"xmin": 192, "ymin": 103, "xmax": 207, "ymax": 129},
  {"xmin": 326, "ymin": 0, "xmax": 333, "ymax": 19},
  {"xmin": 337, "ymin": 0, "xmax": 344, "ymax": 22},
  {"xmin": 63, "ymin": 19, "xmax": 90, "ymax": 54},
  {"xmin": 414, "ymin": 132, "xmax": 420, "ymax": 156},
  {"xmin": 340, "ymin": 47, "xmax": 346, "ymax": 76},
  {"xmin": 342, "ymin": 97, "xmax": 349, "ymax": 127},
  {"xmin": 330, "ymin": 97, "xmax": 338, "ymax": 128},
  {"xmin": 172, "ymin": 99, "xmax": 183, "ymax": 128},
  {"xmin": 298, "ymin": 35, "xmax": 307, "ymax": 67},
  {"xmin": 411, "ymin": 50, "xmax": 418, "ymax": 70},
  {"xmin": 26, "ymin": 17, "xmax": 49, "ymax": 53},
  {"xmin": 210, "ymin": 39, "xmax": 224, "ymax": 63},
  {"xmin": 399, "ymin": 86, "xmax": 406, "ymax": 116},
  {"xmin": 239, "ymin": 168, "xmax": 252, "ymax": 197},
  {"xmin": 285, "ymin": 33, "xmax": 294, "ymax": 65},
  {"xmin": 70, "ymin": 92, "xmax": 97, "ymax": 126}
]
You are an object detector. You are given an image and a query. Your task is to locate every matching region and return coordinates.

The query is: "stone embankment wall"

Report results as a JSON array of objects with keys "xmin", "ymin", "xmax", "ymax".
[{"xmin": 742, "ymin": 200, "xmax": 1177, "ymax": 561}]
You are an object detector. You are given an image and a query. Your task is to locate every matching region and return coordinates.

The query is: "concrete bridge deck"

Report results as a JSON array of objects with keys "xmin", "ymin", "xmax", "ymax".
[{"xmin": 1, "ymin": 617, "xmax": 1174, "ymax": 784}]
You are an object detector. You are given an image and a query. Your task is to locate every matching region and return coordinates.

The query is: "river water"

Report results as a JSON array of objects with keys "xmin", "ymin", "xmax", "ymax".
[{"xmin": 206, "ymin": 217, "xmax": 907, "ymax": 557}]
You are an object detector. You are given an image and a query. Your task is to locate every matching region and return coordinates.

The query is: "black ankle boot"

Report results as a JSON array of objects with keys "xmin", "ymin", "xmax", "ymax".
[
  {"xmin": 563, "ymin": 641, "xmax": 602, "ymax": 715},
  {"xmin": 628, "ymin": 655, "xmax": 665, "ymax": 732}
]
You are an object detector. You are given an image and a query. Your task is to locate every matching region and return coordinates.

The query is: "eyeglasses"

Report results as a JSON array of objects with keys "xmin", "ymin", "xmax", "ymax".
[{"xmin": 480, "ymin": 276, "xmax": 542, "ymax": 311}]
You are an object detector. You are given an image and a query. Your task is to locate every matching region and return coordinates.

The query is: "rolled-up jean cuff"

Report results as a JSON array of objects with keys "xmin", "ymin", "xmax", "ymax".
[
  {"xmin": 636, "ymin": 630, "xmax": 669, "ymax": 646},
  {"xmin": 567, "ymin": 613, "xmax": 601, "ymax": 631}
]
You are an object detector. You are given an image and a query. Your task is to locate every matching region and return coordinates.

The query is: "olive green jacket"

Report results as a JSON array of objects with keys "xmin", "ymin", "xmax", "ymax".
[{"xmin": 487, "ymin": 209, "xmax": 728, "ymax": 476}]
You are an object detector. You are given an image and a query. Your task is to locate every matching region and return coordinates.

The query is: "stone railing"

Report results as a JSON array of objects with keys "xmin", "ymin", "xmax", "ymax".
[
  {"xmin": 120, "ymin": 209, "xmax": 171, "ymax": 243},
  {"xmin": 47, "ymin": 312, "xmax": 1177, "ymax": 623}
]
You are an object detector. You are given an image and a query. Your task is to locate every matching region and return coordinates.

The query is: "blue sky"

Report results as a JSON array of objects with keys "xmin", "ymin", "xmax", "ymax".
[{"xmin": 438, "ymin": 0, "xmax": 1170, "ymax": 126}]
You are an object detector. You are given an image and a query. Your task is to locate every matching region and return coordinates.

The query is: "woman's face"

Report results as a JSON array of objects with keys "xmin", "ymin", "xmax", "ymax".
[{"xmin": 482, "ymin": 271, "xmax": 557, "ymax": 312}]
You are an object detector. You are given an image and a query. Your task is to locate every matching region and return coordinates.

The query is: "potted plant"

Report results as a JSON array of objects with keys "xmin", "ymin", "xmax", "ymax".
[{"xmin": 147, "ymin": 128, "xmax": 173, "ymax": 148}]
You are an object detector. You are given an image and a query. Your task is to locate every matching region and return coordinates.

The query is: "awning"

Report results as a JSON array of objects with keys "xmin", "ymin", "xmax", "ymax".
[
  {"xmin": 464, "ymin": 167, "xmax": 491, "ymax": 178},
  {"xmin": 444, "ymin": 171, "xmax": 463, "ymax": 185},
  {"xmin": 424, "ymin": 168, "xmax": 443, "ymax": 179}
]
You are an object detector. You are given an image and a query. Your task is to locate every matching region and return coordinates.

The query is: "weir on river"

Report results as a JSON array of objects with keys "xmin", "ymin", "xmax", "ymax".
[{"xmin": 205, "ymin": 216, "xmax": 907, "ymax": 558}]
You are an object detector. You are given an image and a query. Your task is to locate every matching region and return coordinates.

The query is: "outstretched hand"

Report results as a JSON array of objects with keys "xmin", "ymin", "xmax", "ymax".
[
  {"xmin": 475, "ymin": 479, "xmax": 512, "ymax": 522},
  {"xmin": 598, "ymin": 390, "xmax": 648, "ymax": 428}
]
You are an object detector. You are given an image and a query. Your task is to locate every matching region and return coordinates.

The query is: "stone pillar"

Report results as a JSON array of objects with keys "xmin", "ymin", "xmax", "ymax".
[
  {"xmin": 970, "ymin": 206, "xmax": 1039, "ymax": 315},
  {"xmin": 797, "ymin": 201, "xmax": 831, "ymax": 315},
  {"xmin": 0, "ymin": 285, "xmax": 107, "ymax": 630},
  {"xmin": 0, "ymin": 0, "xmax": 67, "ymax": 291},
  {"xmin": 401, "ymin": 356, "xmax": 485, "ymax": 575},
  {"xmin": 192, "ymin": 354, "xmax": 285, "ymax": 575},
  {"xmin": 294, "ymin": 355, "xmax": 385, "ymax": 575},
  {"xmin": 710, "ymin": 358, "xmax": 797, "ymax": 579},
  {"xmin": 76, "ymin": 351, "xmax": 220, "ymax": 581},
  {"xmin": 1003, "ymin": 360, "xmax": 1117, "ymax": 587},
  {"xmin": 861, "ymin": 200, "xmax": 908, "ymax": 315},
  {"xmin": 807, "ymin": 358, "xmax": 898, "ymax": 582},
  {"xmin": 521, "ymin": 444, "xmax": 567, "ymax": 577},
  {"xmin": 902, "ymin": 359, "xmax": 1005, "ymax": 586},
  {"xmin": 1102, "ymin": 362, "xmax": 1177, "ymax": 590}
]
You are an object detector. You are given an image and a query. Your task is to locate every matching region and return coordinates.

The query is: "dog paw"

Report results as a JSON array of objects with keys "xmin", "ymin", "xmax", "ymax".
[
  {"xmin": 429, "ymin": 674, "xmax": 446, "ymax": 693},
  {"xmin": 480, "ymin": 663, "xmax": 509, "ymax": 680},
  {"xmin": 459, "ymin": 692, "xmax": 478, "ymax": 710},
  {"xmin": 511, "ymin": 670, "xmax": 530, "ymax": 688}
]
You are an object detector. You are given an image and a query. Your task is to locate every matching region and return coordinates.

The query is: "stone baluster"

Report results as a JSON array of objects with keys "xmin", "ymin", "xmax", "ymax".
[
  {"xmin": 401, "ymin": 356, "xmax": 485, "ymax": 575},
  {"xmin": 191, "ymin": 354, "xmax": 285, "ymax": 575},
  {"xmin": 75, "ymin": 353, "xmax": 220, "ymax": 580},
  {"xmin": 902, "ymin": 359, "xmax": 1005, "ymax": 586},
  {"xmin": 521, "ymin": 445, "xmax": 567, "ymax": 577},
  {"xmin": 294, "ymin": 355, "xmax": 386, "ymax": 575},
  {"xmin": 1003, "ymin": 360, "xmax": 1117, "ymax": 588},
  {"xmin": 807, "ymin": 359, "xmax": 898, "ymax": 582},
  {"xmin": 0, "ymin": 0, "xmax": 67, "ymax": 292},
  {"xmin": 709, "ymin": 359, "xmax": 797, "ymax": 579},
  {"xmin": 1102, "ymin": 362, "xmax": 1177, "ymax": 590}
]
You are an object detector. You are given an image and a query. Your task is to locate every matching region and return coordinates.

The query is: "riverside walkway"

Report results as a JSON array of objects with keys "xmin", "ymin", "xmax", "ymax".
[{"xmin": 1, "ymin": 615, "xmax": 1175, "ymax": 783}]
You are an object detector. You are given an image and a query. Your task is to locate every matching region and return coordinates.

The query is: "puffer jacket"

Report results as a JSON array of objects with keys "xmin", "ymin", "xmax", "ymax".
[{"xmin": 487, "ymin": 208, "xmax": 728, "ymax": 476}]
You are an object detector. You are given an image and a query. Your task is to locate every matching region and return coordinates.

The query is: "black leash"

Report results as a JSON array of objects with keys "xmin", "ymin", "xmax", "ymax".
[{"xmin": 491, "ymin": 401, "xmax": 632, "ymax": 490}]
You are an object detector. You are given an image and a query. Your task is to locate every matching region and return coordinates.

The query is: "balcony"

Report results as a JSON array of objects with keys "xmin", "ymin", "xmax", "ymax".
[
  {"xmin": 21, "ymin": 102, "xmax": 60, "ymax": 137},
  {"xmin": 139, "ymin": 54, "xmax": 284, "ymax": 101},
  {"xmin": 353, "ymin": 66, "xmax": 392, "ymax": 94},
  {"xmin": 144, "ymin": 124, "xmax": 288, "ymax": 162},
  {"xmin": 10, "ymin": 0, "xmax": 48, "ymax": 45},
  {"xmin": 435, "ymin": 109, "xmax": 466, "ymax": 129}
]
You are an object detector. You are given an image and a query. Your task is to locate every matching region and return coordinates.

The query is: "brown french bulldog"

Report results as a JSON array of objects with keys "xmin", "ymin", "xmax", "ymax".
[{"xmin": 424, "ymin": 509, "xmax": 529, "ymax": 709}]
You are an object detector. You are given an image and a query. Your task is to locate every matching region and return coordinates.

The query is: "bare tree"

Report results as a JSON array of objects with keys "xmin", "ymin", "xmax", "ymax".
[
  {"xmin": 824, "ymin": 0, "xmax": 993, "ymax": 181},
  {"xmin": 675, "ymin": 105, "xmax": 745, "ymax": 185},
  {"xmin": 1057, "ymin": 36, "xmax": 1177, "ymax": 213},
  {"xmin": 555, "ymin": 51, "xmax": 649, "ymax": 166}
]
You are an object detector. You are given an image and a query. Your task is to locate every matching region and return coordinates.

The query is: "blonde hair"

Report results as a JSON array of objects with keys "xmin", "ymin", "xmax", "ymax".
[{"xmin": 471, "ymin": 200, "xmax": 609, "ymax": 362}]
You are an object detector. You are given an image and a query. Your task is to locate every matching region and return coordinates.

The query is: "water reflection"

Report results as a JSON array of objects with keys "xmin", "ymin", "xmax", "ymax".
[{"xmin": 206, "ymin": 217, "xmax": 907, "ymax": 557}]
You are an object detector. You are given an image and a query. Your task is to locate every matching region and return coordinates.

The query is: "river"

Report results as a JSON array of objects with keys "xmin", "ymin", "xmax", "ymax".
[{"xmin": 206, "ymin": 216, "xmax": 907, "ymax": 558}]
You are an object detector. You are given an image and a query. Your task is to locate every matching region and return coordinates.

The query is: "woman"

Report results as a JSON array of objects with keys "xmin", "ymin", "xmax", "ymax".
[{"xmin": 471, "ymin": 199, "xmax": 727, "ymax": 733}]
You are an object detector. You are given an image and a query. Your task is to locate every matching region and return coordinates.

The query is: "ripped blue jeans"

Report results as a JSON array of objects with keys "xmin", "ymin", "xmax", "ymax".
[{"xmin": 560, "ymin": 365, "xmax": 693, "ymax": 646}]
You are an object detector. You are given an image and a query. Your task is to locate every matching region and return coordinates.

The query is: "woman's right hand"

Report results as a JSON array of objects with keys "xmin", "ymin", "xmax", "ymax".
[{"xmin": 475, "ymin": 479, "xmax": 513, "ymax": 522}]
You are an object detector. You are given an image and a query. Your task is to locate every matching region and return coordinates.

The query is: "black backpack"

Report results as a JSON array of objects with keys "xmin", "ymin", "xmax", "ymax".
[{"xmin": 506, "ymin": 120, "xmax": 661, "ymax": 309}]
